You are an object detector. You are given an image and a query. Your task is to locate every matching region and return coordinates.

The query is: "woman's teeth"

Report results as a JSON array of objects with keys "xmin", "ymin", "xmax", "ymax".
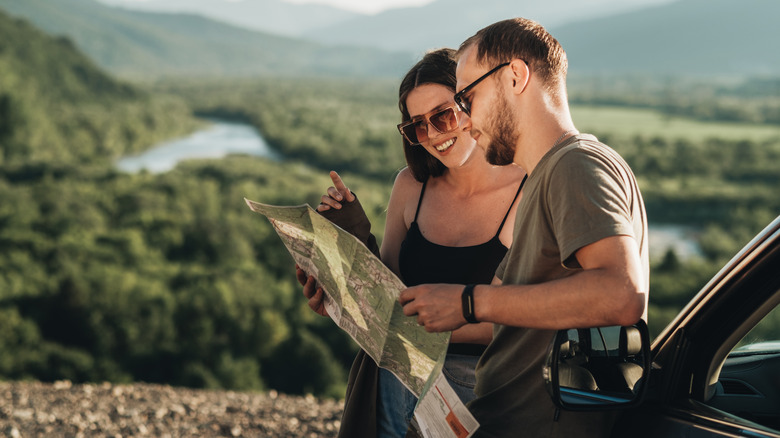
[{"xmin": 436, "ymin": 138, "xmax": 455, "ymax": 152}]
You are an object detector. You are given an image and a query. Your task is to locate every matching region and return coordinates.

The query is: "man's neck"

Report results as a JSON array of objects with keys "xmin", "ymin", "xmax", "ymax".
[
  {"xmin": 514, "ymin": 97, "xmax": 576, "ymax": 174},
  {"xmin": 515, "ymin": 127, "xmax": 576, "ymax": 174}
]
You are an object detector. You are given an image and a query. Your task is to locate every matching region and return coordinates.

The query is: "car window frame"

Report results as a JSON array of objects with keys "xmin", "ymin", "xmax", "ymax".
[{"xmin": 649, "ymin": 217, "xmax": 780, "ymax": 435}]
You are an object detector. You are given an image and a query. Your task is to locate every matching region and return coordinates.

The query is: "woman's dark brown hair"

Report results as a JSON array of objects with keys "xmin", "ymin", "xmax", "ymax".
[{"xmin": 398, "ymin": 48, "xmax": 457, "ymax": 182}]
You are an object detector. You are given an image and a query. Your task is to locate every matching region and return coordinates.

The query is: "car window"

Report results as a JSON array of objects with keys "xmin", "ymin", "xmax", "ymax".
[
  {"xmin": 708, "ymin": 303, "xmax": 780, "ymax": 432},
  {"xmin": 735, "ymin": 303, "xmax": 780, "ymax": 348}
]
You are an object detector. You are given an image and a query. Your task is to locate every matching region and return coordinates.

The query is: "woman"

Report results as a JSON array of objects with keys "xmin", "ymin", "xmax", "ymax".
[{"xmin": 297, "ymin": 48, "xmax": 526, "ymax": 438}]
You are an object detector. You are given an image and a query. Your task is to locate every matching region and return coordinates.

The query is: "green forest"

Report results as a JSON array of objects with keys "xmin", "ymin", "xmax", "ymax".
[{"xmin": 1, "ymin": 10, "xmax": 779, "ymax": 399}]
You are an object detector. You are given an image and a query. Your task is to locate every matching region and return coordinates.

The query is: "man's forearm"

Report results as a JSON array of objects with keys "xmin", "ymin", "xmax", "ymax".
[{"xmin": 474, "ymin": 270, "xmax": 646, "ymax": 330}]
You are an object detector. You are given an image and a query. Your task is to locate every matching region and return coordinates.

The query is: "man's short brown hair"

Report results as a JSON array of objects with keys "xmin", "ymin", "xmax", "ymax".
[{"xmin": 458, "ymin": 18, "xmax": 568, "ymax": 97}]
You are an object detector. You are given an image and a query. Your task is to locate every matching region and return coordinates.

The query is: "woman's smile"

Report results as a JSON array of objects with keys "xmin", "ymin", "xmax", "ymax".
[{"xmin": 434, "ymin": 137, "xmax": 456, "ymax": 153}]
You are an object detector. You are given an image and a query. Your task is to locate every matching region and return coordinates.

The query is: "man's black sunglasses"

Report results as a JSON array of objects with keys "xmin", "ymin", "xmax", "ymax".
[{"xmin": 453, "ymin": 62, "xmax": 510, "ymax": 116}]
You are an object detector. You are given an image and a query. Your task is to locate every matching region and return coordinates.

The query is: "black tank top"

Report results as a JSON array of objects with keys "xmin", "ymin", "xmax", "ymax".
[{"xmin": 398, "ymin": 176, "xmax": 526, "ymax": 287}]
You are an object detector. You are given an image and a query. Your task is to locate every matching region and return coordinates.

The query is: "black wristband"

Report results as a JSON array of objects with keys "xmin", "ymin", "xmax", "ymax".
[{"xmin": 461, "ymin": 284, "xmax": 478, "ymax": 324}]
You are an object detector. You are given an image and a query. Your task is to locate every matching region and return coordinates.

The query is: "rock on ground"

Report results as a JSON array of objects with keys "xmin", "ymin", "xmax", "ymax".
[{"xmin": 0, "ymin": 381, "xmax": 344, "ymax": 437}]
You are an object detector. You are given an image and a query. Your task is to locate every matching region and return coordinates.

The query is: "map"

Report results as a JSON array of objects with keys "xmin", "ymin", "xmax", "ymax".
[{"xmin": 244, "ymin": 198, "xmax": 449, "ymax": 396}]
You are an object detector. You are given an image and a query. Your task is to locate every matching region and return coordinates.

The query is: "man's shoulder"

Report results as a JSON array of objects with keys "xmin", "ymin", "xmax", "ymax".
[
  {"xmin": 560, "ymin": 134, "xmax": 613, "ymax": 156},
  {"xmin": 553, "ymin": 135, "xmax": 627, "ymax": 171},
  {"xmin": 532, "ymin": 136, "xmax": 634, "ymax": 197}
]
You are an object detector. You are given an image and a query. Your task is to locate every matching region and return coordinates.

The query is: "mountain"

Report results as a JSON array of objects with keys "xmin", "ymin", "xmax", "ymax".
[
  {"xmin": 0, "ymin": 0, "xmax": 414, "ymax": 79},
  {"xmin": 96, "ymin": 0, "xmax": 359, "ymax": 37},
  {"xmin": 554, "ymin": 0, "xmax": 780, "ymax": 77},
  {"xmin": 301, "ymin": 0, "xmax": 676, "ymax": 55}
]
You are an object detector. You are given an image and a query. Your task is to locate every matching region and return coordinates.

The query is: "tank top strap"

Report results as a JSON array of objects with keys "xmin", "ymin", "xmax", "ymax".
[
  {"xmin": 413, "ymin": 180, "xmax": 428, "ymax": 222},
  {"xmin": 494, "ymin": 175, "xmax": 528, "ymax": 238}
]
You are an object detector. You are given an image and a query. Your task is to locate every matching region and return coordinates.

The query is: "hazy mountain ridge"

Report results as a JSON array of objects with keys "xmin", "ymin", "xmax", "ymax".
[
  {"xmin": 2, "ymin": 0, "xmax": 778, "ymax": 80},
  {"xmin": 97, "ymin": 0, "xmax": 360, "ymax": 37},
  {"xmin": 554, "ymin": 0, "xmax": 780, "ymax": 77},
  {"xmin": 301, "ymin": 0, "xmax": 678, "ymax": 54},
  {"xmin": 0, "ymin": 0, "xmax": 414, "ymax": 79},
  {"xmin": 300, "ymin": 0, "xmax": 779, "ymax": 77}
]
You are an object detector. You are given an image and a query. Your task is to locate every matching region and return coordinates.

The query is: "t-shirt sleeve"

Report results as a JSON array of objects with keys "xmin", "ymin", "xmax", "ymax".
[
  {"xmin": 495, "ymin": 252, "xmax": 508, "ymax": 281},
  {"xmin": 548, "ymin": 148, "xmax": 637, "ymax": 268}
]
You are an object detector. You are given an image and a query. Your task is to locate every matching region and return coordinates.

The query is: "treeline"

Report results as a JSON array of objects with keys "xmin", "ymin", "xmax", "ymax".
[
  {"xmin": 570, "ymin": 74, "xmax": 780, "ymax": 125},
  {"xmin": 0, "ymin": 158, "xmax": 392, "ymax": 397},
  {"xmin": 604, "ymin": 134, "xmax": 780, "ymax": 227}
]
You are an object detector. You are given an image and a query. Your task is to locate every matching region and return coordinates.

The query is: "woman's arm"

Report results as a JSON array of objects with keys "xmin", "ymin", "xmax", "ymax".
[{"xmin": 379, "ymin": 168, "xmax": 417, "ymax": 277}]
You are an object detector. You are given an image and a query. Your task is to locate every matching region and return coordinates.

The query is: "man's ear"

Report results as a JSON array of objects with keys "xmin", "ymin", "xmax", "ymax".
[{"xmin": 509, "ymin": 59, "xmax": 530, "ymax": 94}]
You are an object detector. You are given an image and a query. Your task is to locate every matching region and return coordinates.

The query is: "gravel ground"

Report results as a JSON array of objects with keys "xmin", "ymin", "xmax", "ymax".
[{"xmin": 0, "ymin": 381, "xmax": 344, "ymax": 437}]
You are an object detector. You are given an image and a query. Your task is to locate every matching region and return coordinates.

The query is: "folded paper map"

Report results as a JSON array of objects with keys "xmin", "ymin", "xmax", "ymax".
[{"xmin": 245, "ymin": 198, "xmax": 478, "ymax": 437}]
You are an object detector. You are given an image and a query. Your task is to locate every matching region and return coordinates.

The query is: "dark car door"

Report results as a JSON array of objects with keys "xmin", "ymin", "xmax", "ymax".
[{"xmin": 611, "ymin": 216, "xmax": 780, "ymax": 437}]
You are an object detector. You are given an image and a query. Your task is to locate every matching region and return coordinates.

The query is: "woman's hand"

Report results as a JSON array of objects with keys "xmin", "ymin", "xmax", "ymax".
[
  {"xmin": 295, "ymin": 170, "xmax": 356, "ymax": 318},
  {"xmin": 296, "ymin": 264, "xmax": 329, "ymax": 317},
  {"xmin": 317, "ymin": 171, "xmax": 355, "ymax": 212}
]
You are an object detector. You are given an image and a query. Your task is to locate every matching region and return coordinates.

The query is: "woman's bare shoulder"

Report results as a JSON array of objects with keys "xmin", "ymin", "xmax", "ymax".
[
  {"xmin": 391, "ymin": 167, "xmax": 423, "ymax": 194},
  {"xmin": 387, "ymin": 167, "xmax": 424, "ymax": 221}
]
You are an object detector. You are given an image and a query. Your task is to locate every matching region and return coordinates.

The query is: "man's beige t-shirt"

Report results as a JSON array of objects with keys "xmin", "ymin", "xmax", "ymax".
[{"xmin": 467, "ymin": 134, "xmax": 649, "ymax": 438}]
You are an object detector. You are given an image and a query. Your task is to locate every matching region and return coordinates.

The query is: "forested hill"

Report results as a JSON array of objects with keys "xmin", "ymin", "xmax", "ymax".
[
  {"xmin": 0, "ymin": 10, "xmax": 198, "ymax": 165},
  {"xmin": 0, "ymin": 6, "xmax": 372, "ymax": 399}
]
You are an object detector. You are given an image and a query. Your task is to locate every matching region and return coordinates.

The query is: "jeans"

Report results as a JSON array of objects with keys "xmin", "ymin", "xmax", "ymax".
[
  {"xmin": 377, "ymin": 367, "xmax": 417, "ymax": 438},
  {"xmin": 441, "ymin": 353, "xmax": 479, "ymax": 405},
  {"xmin": 376, "ymin": 353, "xmax": 479, "ymax": 438}
]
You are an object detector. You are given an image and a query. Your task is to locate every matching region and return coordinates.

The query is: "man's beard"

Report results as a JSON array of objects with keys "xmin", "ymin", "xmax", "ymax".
[{"xmin": 484, "ymin": 89, "xmax": 519, "ymax": 166}]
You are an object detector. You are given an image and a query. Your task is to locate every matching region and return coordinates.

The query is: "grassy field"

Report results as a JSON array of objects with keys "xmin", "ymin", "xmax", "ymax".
[{"xmin": 572, "ymin": 105, "xmax": 780, "ymax": 141}]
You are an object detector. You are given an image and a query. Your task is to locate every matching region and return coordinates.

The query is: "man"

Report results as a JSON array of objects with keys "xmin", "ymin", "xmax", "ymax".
[{"xmin": 399, "ymin": 18, "xmax": 649, "ymax": 437}]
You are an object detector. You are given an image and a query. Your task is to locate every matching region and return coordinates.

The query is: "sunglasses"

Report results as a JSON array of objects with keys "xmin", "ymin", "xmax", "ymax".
[
  {"xmin": 397, "ymin": 104, "xmax": 462, "ymax": 146},
  {"xmin": 454, "ymin": 62, "xmax": 510, "ymax": 116}
]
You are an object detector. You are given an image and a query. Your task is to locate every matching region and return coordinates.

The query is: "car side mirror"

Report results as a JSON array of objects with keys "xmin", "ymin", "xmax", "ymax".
[{"xmin": 543, "ymin": 320, "xmax": 650, "ymax": 410}]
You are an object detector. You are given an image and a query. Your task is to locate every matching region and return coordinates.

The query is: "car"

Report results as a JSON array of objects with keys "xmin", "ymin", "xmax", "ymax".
[{"xmin": 544, "ymin": 215, "xmax": 780, "ymax": 437}]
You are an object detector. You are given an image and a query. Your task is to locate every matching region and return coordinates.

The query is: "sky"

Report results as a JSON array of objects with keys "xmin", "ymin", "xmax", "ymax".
[
  {"xmin": 110, "ymin": 0, "xmax": 437, "ymax": 15},
  {"xmin": 101, "ymin": 0, "xmax": 679, "ymax": 16},
  {"xmin": 282, "ymin": 0, "xmax": 435, "ymax": 14}
]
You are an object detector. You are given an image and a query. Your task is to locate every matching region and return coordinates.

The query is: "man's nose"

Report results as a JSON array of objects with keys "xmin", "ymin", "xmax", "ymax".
[{"xmin": 461, "ymin": 114, "xmax": 472, "ymax": 132}]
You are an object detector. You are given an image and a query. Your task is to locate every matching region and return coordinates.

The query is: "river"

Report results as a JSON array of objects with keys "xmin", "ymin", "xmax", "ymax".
[
  {"xmin": 648, "ymin": 224, "xmax": 702, "ymax": 260},
  {"xmin": 116, "ymin": 119, "xmax": 280, "ymax": 173}
]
